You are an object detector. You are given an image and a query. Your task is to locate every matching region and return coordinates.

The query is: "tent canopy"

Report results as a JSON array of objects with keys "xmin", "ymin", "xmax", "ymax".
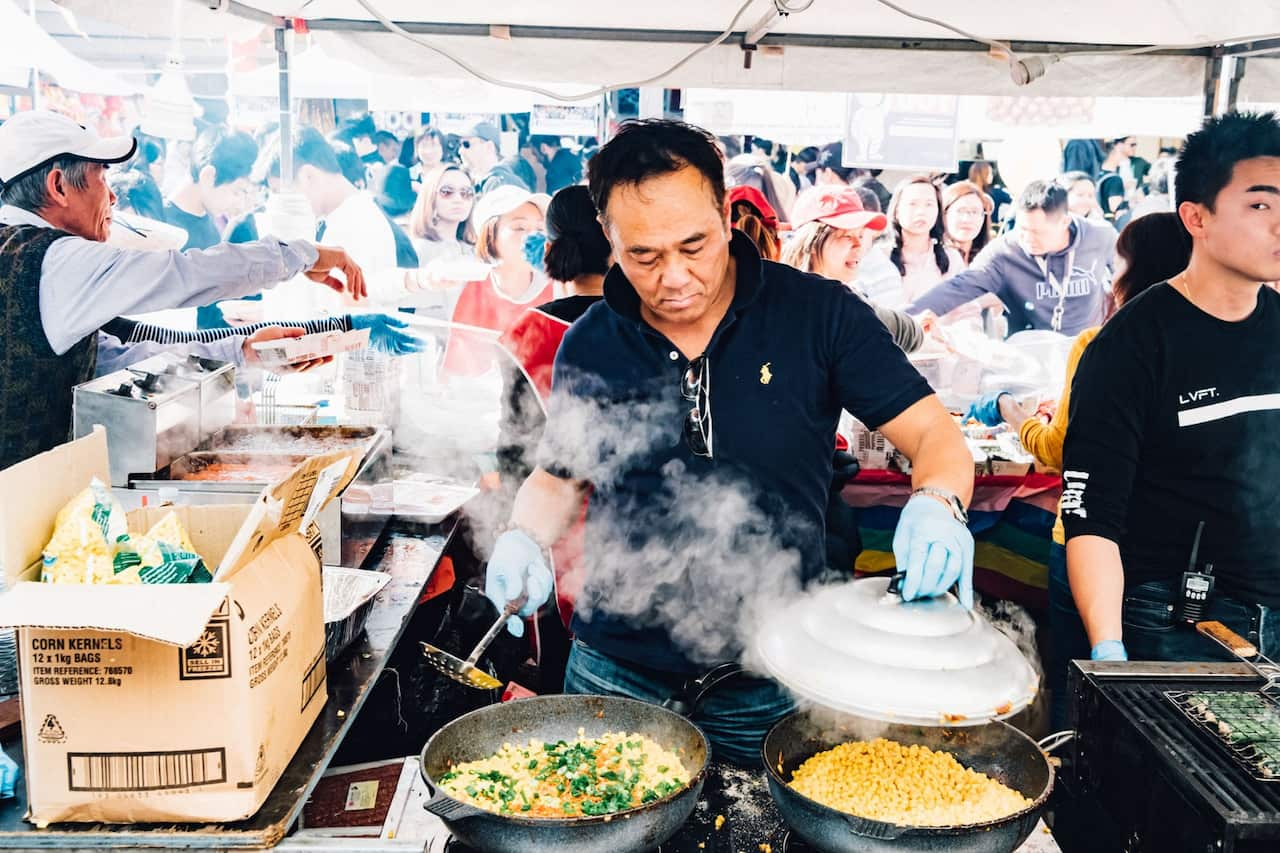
[
  {"xmin": 185, "ymin": 0, "xmax": 1280, "ymax": 99},
  {"xmin": 53, "ymin": 0, "xmax": 1280, "ymax": 101},
  {"xmin": 0, "ymin": 0, "xmax": 138, "ymax": 95}
]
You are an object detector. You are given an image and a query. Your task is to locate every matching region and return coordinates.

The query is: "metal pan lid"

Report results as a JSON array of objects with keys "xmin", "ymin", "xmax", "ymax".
[{"xmin": 754, "ymin": 577, "xmax": 1039, "ymax": 726}]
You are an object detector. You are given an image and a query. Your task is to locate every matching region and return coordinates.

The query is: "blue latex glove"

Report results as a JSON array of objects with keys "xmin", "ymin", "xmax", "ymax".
[
  {"xmin": 0, "ymin": 746, "xmax": 18, "ymax": 799},
  {"xmin": 484, "ymin": 529, "xmax": 554, "ymax": 638},
  {"xmin": 1090, "ymin": 640, "xmax": 1128, "ymax": 661},
  {"xmin": 964, "ymin": 391, "xmax": 1010, "ymax": 427},
  {"xmin": 523, "ymin": 231, "xmax": 548, "ymax": 271},
  {"xmin": 349, "ymin": 313, "xmax": 428, "ymax": 357},
  {"xmin": 892, "ymin": 494, "xmax": 975, "ymax": 608}
]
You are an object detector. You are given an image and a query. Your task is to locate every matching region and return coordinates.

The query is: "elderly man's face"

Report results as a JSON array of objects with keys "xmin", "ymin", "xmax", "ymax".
[
  {"xmin": 60, "ymin": 162, "xmax": 115, "ymax": 242},
  {"xmin": 601, "ymin": 165, "xmax": 733, "ymax": 329}
]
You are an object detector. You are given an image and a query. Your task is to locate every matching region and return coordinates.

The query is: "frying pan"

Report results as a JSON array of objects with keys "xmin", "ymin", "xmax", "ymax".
[
  {"xmin": 763, "ymin": 708, "xmax": 1054, "ymax": 852},
  {"xmin": 419, "ymin": 694, "xmax": 709, "ymax": 853}
]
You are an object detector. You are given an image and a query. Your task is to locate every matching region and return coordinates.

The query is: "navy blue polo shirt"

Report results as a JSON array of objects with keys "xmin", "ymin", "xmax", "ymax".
[{"xmin": 538, "ymin": 231, "xmax": 932, "ymax": 673}]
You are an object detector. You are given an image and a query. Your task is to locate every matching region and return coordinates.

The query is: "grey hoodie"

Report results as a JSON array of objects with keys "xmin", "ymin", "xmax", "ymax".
[{"xmin": 906, "ymin": 215, "xmax": 1117, "ymax": 335}]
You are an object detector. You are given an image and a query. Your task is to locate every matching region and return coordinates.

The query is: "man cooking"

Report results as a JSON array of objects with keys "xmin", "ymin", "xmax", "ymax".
[
  {"xmin": 0, "ymin": 110, "xmax": 367, "ymax": 471},
  {"xmin": 483, "ymin": 120, "xmax": 975, "ymax": 767}
]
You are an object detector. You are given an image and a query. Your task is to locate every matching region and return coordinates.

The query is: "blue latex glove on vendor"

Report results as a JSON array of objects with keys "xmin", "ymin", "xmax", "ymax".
[
  {"xmin": 484, "ymin": 529, "xmax": 554, "ymax": 638},
  {"xmin": 1090, "ymin": 640, "xmax": 1128, "ymax": 661},
  {"xmin": 892, "ymin": 493, "xmax": 975, "ymax": 608},
  {"xmin": 0, "ymin": 746, "xmax": 18, "ymax": 799},
  {"xmin": 349, "ymin": 313, "xmax": 428, "ymax": 357},
  {"xmin": 964, "ymin": 391, "xmax": 1010, "ymax": 427}
]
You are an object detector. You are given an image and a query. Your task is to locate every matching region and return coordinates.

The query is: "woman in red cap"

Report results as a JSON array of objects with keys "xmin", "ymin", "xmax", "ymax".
[{"xmin": 781, "ymin": 186, "xmax": 924, "ymax": 352}]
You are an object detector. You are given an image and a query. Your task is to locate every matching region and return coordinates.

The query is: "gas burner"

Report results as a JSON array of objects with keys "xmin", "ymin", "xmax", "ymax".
[{"xmin": 780, "ymin": 829, "xmax": 815, "ymax": 852}]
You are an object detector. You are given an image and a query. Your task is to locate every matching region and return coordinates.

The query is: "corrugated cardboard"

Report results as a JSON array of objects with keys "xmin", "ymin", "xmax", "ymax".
[{"xmin": 0, "ymin": 428, "xmax": 361, "ymax": 825}]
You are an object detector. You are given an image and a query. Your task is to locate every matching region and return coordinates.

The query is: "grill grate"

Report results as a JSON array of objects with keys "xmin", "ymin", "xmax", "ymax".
[
  {"xmin": 1103, "ymin": 681, "xmax": 1280, "ymax": 818},
  {"xmin": 1166, "ymin": 690, "xmax": 1280, "ymax": 783}
]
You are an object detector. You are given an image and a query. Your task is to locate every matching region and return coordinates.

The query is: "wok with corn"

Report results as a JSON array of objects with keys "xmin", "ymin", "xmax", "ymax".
[{"xmin": 763, "ymin": 709, "xmax": 1053, "ymax": 852}]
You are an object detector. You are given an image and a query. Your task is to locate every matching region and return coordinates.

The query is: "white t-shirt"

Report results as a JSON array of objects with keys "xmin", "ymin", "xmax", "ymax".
[
  {"xmin": 856, "ymin": 249, "xmax": 908, "ymax": 309},
  {"xmin": 269, "ymin": 191, "xmax": 399, "ymax": 318},
  {"xmin": 323, "ymin": 191, "xmax": 398, "ymax": 272}
]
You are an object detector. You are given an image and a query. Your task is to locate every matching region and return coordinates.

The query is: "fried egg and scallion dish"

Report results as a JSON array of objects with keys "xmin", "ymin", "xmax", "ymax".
[{"xmin": 437, "ymin": 729, "xmax": 689, "ymax": 818}]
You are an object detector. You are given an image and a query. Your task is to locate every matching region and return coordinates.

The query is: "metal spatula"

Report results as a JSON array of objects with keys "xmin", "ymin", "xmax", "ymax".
[{"xmin": 420, "ymin": 596, "xmax": 524, "ymax": 690}]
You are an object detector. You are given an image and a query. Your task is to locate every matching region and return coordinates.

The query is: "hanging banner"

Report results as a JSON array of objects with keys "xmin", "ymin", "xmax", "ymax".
[
  {"xmin": 529, "ymin": 103, "xmax": 600, "ymax": 137},
  {"xmin": 433, "ymin": 112, "xmax": 500, "ymax": 135},
  {"xmin": 843, "ymin": 94, "xmax": 960, "ymax": 172}
]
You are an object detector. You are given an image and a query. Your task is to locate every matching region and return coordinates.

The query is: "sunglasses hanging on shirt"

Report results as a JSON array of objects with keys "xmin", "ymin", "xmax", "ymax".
[{"xmin": 681, "ymin": 354, "xmax": 713, "ymax": 459}]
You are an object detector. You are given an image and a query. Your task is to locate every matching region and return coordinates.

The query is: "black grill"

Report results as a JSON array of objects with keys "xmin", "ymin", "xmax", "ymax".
[{"xmin": 1056, "ymin": 662, "xmax": 1280, "ymax": 853}]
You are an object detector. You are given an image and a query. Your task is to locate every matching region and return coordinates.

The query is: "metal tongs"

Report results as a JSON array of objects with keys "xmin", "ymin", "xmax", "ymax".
[
  {"xmin": 420, "ymin": 593, "xmax": 526, "ymax": 691},
  {"xmin": 1197, "ymin": 620, "xmax": 1280, "ymax": 700}
]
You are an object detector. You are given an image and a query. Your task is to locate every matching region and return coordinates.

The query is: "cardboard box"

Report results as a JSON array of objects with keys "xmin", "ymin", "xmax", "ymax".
[{"xmin": 0, "ymin": 428, "xmax": 361, "ymax": 825}]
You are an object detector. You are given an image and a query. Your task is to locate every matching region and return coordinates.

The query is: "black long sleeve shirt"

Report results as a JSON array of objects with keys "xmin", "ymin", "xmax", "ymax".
[{"xmin": 1062, "ymin": 284, "xmax": 1280, "ymax": 606}]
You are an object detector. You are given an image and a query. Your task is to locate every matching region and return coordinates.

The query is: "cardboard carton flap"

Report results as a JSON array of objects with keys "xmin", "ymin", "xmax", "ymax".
[
  {"xmin": 214, "ymin": 449, "xmax": 362, "ymax": 581},
  {"xmin": 0, "ymin": 581, "xmax": 231, "ymax": 647},
  {"xmin": 0, "ymin": 429, "xmax": 111, "ymax": 590}
]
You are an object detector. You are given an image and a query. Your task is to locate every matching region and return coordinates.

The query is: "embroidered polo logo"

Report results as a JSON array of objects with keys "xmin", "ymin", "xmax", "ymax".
[{"xmin": 760, "ymin": 363, "xmax": 773, "ymax": 385}]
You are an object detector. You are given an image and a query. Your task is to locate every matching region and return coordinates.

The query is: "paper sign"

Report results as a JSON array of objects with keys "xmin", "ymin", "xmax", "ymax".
[
  {"xmin": 345, "ymin": 780, "xmax": 380, "ymax": 811},
  {"xmin": 843, "ymin": 93, "xmax": 960, "ymax": 173},
  {"xmin": 433, "ymin": 112, "xmax": 500, "ymax": 136},
  {"xmin": 529, "ymin": 103, "xmax": 600, "ymax": 137}
]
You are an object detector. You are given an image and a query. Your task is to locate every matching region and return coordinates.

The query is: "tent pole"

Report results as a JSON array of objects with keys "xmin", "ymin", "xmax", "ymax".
[
  {"xmin": 27, "ymin": 0, "xmax": 40, "ymax": 110},
  {"xmin": 1227, "ymin": 57, "xmax": 1247, "ymax": 112},
  {"xmin": 1202, "ymin": 54, "xmax": 1224, "ymax": 118},
  {"xmin": 276, "ymin": 23, "xmax": 293, "ymax": 188}
]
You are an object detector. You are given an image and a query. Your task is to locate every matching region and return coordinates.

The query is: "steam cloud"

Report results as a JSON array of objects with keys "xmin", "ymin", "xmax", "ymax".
[{"xmin": 465, "ymin": 368, "xmax": 814, "ymax": 670}]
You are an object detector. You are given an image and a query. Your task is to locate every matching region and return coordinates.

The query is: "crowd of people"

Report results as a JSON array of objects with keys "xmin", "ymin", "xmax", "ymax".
[
  {"xmin": 15, "ymin": 98, "xmax": 1280, "ymax": 766},
  {"xmin": 103, "ymin": 110, "xmax": 1190, "ymax": 364}
]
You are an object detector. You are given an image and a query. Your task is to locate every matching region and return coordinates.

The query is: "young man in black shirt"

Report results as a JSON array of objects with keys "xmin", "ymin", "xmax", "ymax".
[{"xmin": 1063, "ymin": 111, "xmax": 1280, "ymax": 663}]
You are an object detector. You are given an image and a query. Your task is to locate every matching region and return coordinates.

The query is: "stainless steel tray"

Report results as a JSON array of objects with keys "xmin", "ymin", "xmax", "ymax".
[{"xmin": 198, "ymin": 425, "xmax": 380, "ymax": 454}]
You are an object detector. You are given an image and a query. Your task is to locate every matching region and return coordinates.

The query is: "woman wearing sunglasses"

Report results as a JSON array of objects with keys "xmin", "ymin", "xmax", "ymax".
[{"xmin": 408, "ymin": 164, "xmax": 477, "ymax": 265}]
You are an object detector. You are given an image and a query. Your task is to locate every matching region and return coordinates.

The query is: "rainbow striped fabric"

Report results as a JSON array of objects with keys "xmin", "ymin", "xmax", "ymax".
[{"xmin": 844, "ymin": 471, "xmax": 1063, "ymax": 611}]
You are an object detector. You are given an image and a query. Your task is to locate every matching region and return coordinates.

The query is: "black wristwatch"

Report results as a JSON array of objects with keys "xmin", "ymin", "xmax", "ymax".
[{"xmin": 912, "ymin": 487, "xmax": 969, "ymax": 524}]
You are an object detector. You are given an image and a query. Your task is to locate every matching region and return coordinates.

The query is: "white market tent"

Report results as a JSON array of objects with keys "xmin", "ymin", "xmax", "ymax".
[
  {"xmin": 61, "ymin": 0, "xmax": 1280, "ymax": 103},
  {"xmin": 0, "ymin": 0, "xmax": 138, "ymax": 95},
  {"xmin": 228, "ymin": 44, "xmax": 547, "ymax": 113}
]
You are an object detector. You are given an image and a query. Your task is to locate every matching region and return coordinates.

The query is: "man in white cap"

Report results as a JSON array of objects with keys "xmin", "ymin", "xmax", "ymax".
[{"xmin": 0, "ymin": 110, "xmax": 368, "ymax": 470}]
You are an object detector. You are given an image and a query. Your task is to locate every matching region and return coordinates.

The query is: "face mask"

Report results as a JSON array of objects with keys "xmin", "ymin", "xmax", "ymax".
[{"xmin": 523, "ymin": 231, "xmax": 548, "ymax": 271}]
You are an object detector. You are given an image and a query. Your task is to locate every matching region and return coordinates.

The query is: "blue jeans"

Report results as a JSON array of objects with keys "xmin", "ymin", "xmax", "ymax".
[
  {"xmin": 1047, "ymin": 541, "xmax": 1090, "ymax": 731},
  {"xmin": 563, "ymin": 639, "xmax": 795, "ymax": 768},
  {"xmin": 1122, "ymin": 579, "xmax": 1280, "ymax": 661}
]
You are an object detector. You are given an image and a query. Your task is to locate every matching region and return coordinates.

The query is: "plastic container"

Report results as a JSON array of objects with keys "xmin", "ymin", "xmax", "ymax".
[{"xmin": 341, "ymin": 350, "xmax": 401, "ymax": 427}]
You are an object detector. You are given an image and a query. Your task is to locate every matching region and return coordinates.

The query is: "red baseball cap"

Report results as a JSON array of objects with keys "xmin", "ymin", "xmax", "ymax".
[
  {"xmin": 727, "ymin": 185, "xmax": 779, "ymax": 230},
  {"xmin": 791, "ymin": 186, "xmax": 888, "ymax": 232}
]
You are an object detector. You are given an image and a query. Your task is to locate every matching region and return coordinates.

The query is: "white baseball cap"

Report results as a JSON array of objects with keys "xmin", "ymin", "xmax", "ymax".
[
  {"xmin": 0, "ymin": 110, "xmax": 136, "ymax": 186},
  {"xmin": 472, "ymin": 184, "xmax": 550, "ymax": 228}
]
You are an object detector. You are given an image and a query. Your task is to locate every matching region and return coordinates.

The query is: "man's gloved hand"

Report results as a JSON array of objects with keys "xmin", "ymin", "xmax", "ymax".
[
  {"xmin": 964, "ymin": 391, "xmax": 1010, "ymax": 427},
  {"xmin": 0, "ymin": 746, "xmax": 19, "ymax": 799},
  {"xmin": 350, "ymin": 313, "xmax": 428, "ymax": 357},
  {"xmin": 892, "ymin": 494, "xmax": 975, "ymax": 609},
  {"xmin": 484, "ymin": 529, "xmax": 554, "ymax": 638},
  {"xmin": 1090, "ymin": 640, "xmax": 1128, "ymax": 661}
]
